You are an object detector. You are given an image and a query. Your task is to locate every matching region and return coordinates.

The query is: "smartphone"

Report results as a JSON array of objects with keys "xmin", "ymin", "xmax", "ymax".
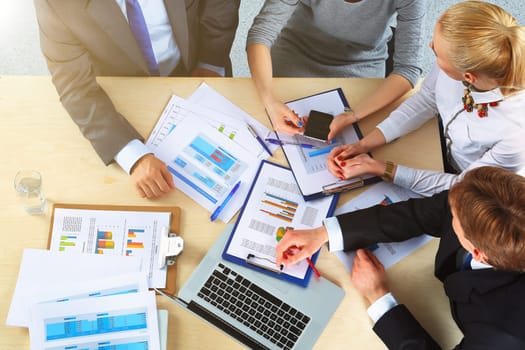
[{"xmin": 303, "ymin": 110, "xmax": 333, "ymax": 141}]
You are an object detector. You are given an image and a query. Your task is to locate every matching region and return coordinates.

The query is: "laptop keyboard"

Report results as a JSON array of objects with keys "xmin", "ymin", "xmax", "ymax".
[{"xmin": 197, "ymin": 263, "xmax": 310, "ymax": 350}]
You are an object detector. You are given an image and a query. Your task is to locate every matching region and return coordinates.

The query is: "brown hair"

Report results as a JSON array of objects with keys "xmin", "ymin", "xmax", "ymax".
[
  {"xmin": 449, "ymin": 167, "xmax": 525, "ymax": 271},
  {"xmin": 438, "ymin": 1, "xmax": 525, "ymax": 95}
]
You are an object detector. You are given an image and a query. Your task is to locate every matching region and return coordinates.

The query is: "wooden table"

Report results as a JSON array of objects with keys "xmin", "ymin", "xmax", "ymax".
[{"xmin": 0, "ymin": 75, "xmax": 461, "ymax": 349}]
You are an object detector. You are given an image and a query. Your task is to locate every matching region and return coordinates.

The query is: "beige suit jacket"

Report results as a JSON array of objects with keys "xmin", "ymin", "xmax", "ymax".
[{"xmin": 34, "ymin": 0, "xmax": 239, "ymax": 164}]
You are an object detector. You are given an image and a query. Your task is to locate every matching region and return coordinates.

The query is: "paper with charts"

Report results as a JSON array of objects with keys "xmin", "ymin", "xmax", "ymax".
[
  {"xmin": 224, "ymin": 161, "xmax": 335, "ymax": 280},
  {"xmin": 279, "ymin": 89, "xmax": 377, "ymax": 198},
  {"xmin": 29, "ymin": 290, "xmax": 160, "ymax": 350},
  {"xmin": 146, "ymin": 85, "xmax": 275, "ymax": 160},
  {"xmin": 333, "ymin": 182, "xmax": 433, "ymax": 272},
  {"xmin": 48, "ymin": 208, "xmax": 171, "ymax": 288},
  {"xmin": 154, "ymin": 117, "xmax": 260, "ymax": 222}
]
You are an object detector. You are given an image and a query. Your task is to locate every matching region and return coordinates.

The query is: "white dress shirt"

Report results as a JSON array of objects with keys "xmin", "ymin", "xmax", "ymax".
[{"xmin": 377, "ymin": 63, "xmax": 525, "ymax": 196}]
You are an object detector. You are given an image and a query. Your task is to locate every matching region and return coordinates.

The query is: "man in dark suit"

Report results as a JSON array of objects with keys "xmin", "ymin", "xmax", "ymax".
[
  {"xmin": 34, "ymin": 0, "xmax": 240, "ymax": 198},
  {"xmin": 276, "ymin": 166, "xmax": 525, "ymax": 349}
]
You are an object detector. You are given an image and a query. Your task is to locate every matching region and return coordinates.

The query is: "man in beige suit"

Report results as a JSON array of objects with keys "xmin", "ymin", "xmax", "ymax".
[{"xmin": 34, "ymin": 0, "xmax": 240, "ymax": 198}]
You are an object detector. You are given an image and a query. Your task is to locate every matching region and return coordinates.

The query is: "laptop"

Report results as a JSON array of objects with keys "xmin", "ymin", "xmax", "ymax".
[{"xmin": 163, "ymin": 224, "xmax": 344, "ymax": 350}]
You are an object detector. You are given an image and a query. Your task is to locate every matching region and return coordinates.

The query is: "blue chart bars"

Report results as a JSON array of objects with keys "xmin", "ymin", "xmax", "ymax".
[{"xmin": 45, "ymin": 310, "xmax": 148, "ymax": 340}]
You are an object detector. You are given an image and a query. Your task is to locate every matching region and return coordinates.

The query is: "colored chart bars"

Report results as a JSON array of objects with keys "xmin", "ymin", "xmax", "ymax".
[
  {"xmin": 259, "ymin": 192, "xmax": 298, "ymax": 223},
  {"xmin": 45, "ymin": 311, "xmax": 148, "ymax": 340},
  {"xmin": 96, "ymin": 230, "xmax": 115, "ymax": 254},
  {"xmin": 126, "ymin": 228, "xmax": 145, "ymax": 256},
  {"xmin": 58, "ymin": 235, "xmax": 77, "ymax": 252}
]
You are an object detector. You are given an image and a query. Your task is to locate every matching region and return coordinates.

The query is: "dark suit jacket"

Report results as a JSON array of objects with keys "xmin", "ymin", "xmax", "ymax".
[
  {"xmin": 337, "ymin": 191, "xmax": 525, "ymax": 349},
  {"xmin": 34, "ymin": 0, "xmax": 240, "ymax": 164}
]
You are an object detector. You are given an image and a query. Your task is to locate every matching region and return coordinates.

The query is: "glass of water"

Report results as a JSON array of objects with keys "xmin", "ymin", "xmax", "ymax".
[{"xmin": 14, "ymin": 170, "xmax": 47, "ymax": 214}]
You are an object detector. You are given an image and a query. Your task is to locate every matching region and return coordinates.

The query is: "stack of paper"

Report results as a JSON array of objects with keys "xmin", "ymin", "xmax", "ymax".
[
  {"xmin": 7, "ymin": 249, "xmax": 164, "ymax": 350},
  {"xmin": 146, "ymin": 83, "xmax": 276, "ymax": 222}
]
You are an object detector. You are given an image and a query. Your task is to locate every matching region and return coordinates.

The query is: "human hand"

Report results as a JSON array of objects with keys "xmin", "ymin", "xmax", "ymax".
[
  {"xmin": 275, "ymin": 227, "xmax": 328, "ymax": 267},
  {"xmin": 130, "ymin": 154, "xmax": 175, "ymax": 198},
  {"xmin": 326, "ymin": 143, "xmax": 368, "ymax": 179},
  {"xmin": 191, "ymin": 67, "xmax": 222, "ymax": 77},
  {"xmin": 327, "ymin": 111, "xmax": 358, "ymax": 142},
  {"xmin": 265, "ymin": 99, "xmax": 304, "ymax": 135},
  {"xmin": 334, "ymin": 154, "xmax": 386, "ymax": 180},
  {"xmin": 351, "ymin": 249, "xmax": 389, "ymax": 304}
]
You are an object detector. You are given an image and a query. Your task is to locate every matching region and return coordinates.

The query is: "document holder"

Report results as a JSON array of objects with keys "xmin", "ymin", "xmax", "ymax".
[{"xmin": 48, "ymin": 203, "xmax": 182, "ymax": 295}]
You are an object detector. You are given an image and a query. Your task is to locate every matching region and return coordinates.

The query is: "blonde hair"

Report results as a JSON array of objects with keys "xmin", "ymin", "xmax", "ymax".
[
  {"xmin": 449, "ymin": 167, "xmax": 525, "ymax": 272},
  {"xmin": 438, "ymin": 1, "xmax": 525, "ymax": 95}
]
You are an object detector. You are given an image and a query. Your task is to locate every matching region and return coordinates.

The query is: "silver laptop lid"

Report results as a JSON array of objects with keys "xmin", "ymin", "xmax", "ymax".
[{"xmin": 176, "ymin": 225, "xmax": 344, "ymax": 350}]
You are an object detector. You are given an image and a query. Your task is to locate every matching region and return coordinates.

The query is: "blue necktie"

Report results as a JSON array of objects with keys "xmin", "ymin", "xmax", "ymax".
[
  {"xmin": 460, "ymin": 252, "xmax": 473, "ymax": 271},
  {"xmin": 126, "ymin": 0, "xmax": 160, "ymax": 76}
]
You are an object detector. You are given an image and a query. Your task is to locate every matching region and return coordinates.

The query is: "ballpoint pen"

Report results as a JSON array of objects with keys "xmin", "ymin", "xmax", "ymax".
[
  {"xmin": 276, "ymin": 227, "xmax": 321, "ymax": 279},
  {"xmin": 264, "ymin": 138, "xmax": 318, "ymax": 149},
  {"xmin": 283, "ymin": 246, "xmax": 321, "ymax": 279},
  {"xmin": 210, "ymin": 181, "xmax": 241, "ymax": 222},
  {"xmin": 247, "ymin": 124, "xmax": 272, "ymax": 157}
]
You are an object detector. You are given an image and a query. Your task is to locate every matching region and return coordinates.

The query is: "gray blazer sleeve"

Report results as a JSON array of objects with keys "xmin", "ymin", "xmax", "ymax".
[{"xmin": 34, "ymin": 0, "xmax": 143, "ymax": 165}]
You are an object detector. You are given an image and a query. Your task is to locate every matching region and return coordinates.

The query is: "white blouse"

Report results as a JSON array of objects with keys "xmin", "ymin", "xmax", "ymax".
[{"xmin": 377, "ymin": 63, "xmax": 525, "ymax": 196}]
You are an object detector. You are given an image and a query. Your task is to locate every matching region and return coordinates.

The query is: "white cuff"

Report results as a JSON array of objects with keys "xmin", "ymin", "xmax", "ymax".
[
  {"xmin": 197, "ymin": 62, "xmax": 225, "ymax": 77},
  {"xmin": 323, "ymin": 217, "xmax": 344, "ymax": 252},
  {"xmin": 114, "ymin": 139, "xmax": 151, "ymax": 174},
  {"xmin": 367, "ymin": 292, "xmax": 398, "ymax": 323}
]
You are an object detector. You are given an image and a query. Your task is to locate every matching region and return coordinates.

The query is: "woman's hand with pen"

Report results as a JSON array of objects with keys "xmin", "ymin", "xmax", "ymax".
[{"xmin": 275, "ymin": 227, "xmax": 328, "ymax": 267}]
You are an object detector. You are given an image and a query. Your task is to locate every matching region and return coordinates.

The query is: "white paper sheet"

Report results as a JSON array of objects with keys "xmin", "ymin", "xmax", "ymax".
[
  {"xmin": 280, "ymin": 89, "xmax": 376, "ymax": 197},
  {"xmin": 333, "ymin": 182, "xmax": 433, "ymax": 273},
  {"xmin": 154, "ymin": 118, "xmax": 260, "ymax": 223},
  {"xmin": 29, "ymin": 291, "xmax": 160, "ymax": 350},
  {"xmin": 187, "ymin": 82, "xmax": 278, "ymax": 155},
  {"xmin": 48, "ymin": 208, "xmax": 171, "ymax": 288},
  {"xmin": 147, "ymin": 91, "xmax": 274, "ymax": 159},
  {"xmin": 224, "ymin": 161, "xmax": 335, "ymax": 279},
  {"xmin": 7, "ymin": 249, "xmax": 141, "ymax": 327}
]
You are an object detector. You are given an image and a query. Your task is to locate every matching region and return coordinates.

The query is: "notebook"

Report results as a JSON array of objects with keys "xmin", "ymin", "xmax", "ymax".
[{"xmin": 163, "ymin": 225, "xmax": 344, "ymax": 350}]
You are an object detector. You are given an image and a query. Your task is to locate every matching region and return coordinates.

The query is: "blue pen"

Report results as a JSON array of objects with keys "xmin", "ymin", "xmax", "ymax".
[
  {"xmin": 264, "ymin": 138, "xmax": 317, "ymax": 149},
  {"xmin": 247, "ymin": 124, "xmax": 272, "ymax": 157},
  {"xmin": 210, "ymin": 181, "xmax": 241, "ymax": 221}
]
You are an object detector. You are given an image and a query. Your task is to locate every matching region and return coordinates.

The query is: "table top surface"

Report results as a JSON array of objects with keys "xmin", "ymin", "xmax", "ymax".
[{"xmin": 0, "ymin": 75, "xmax": 460, "ymax": 349}]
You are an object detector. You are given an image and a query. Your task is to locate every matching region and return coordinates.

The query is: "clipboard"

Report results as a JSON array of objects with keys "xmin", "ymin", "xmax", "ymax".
[
  {"xmin": 221, "ymin": 161, "xmax": 338, "ymax": 287},
  {"xmin": 277, "ymin": 88, "xmax": 381, "ymax": 200},
  {"xmin": 48, "ymin": 203, "xmax": 181, "ymax": 295}
]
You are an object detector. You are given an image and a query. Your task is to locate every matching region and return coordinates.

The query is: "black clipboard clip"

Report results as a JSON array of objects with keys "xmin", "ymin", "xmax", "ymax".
[
  {"xmin": 322, "ymin": 176, "xmax": 364, "ymax": 194},
  {"xmin": 246, "ymin": 254, "xmax": 284, "ymax": 274}
]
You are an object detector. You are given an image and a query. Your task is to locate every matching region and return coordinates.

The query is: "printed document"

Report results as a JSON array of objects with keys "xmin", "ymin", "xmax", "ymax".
[
  {"xmin": 147, "ymin": 90, "xmax": 274, "ymax": 159},
  {"xmin": 154, "ymin": 117, "xmax": 260, "ymax": 222},
  {"xmin": 224, "ymin": 161, "xmax": 335, "ymax": 280},
  {"xmin": 7, "ymin": 249, "xmax": 141, "ymax": 327},
  {"xmin": 48, "ymin": 208, "xmax": 171, "ymax": 288},
  {"xmin": 29, "ymin": 291, "xmax": 160, "ymax": 350},
  {"xmin": 333, "ymin": 182, "xmax": 433, "ymax": 272}
]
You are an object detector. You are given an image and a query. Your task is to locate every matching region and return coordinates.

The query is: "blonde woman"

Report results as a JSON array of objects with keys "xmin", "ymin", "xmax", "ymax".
[{"xmin": 328, "ymin": 1, "xmax": 525, "ymax": 196}]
